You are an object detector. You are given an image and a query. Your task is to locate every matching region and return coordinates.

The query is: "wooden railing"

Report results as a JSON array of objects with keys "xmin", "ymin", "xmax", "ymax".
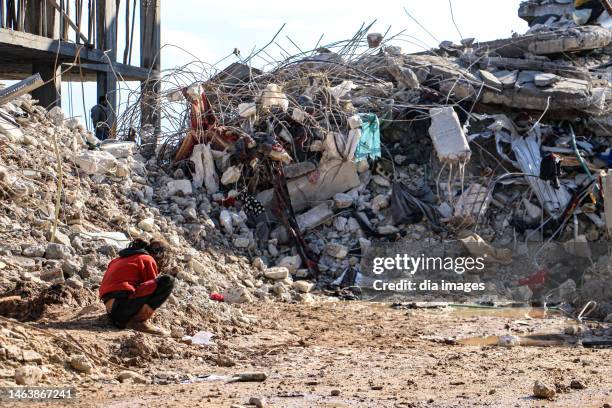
[{"xmin": 0, "ymin": 0, "xmax": 139, "ymax": 65}]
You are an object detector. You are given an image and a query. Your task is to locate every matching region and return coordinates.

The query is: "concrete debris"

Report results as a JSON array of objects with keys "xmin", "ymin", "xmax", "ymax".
[
  {"xmin": 428, "ymin": 107, "xmax": 471, "ymax": 163},
  {"xmin": 69, "ymin": 354, "xmax": 94, "ymax": 374},
  {"xmin": 533, "ymin": 380, "xmax": 556, "ymax": 399},
  {"xmin": 264, "ymin": 267, "xmax": 290, "ymax": 280},
  {"xmin": 0, "ymin": 7, "xmax": 610, "ymax": 389},
  {"xmin": 14, "ymin": 365, "xmax": 43, "ymax": 385}
]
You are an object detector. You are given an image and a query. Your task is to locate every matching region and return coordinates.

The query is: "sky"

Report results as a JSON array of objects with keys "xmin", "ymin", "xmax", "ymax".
[{"xmin": 62, "ymin": 0, "xmax": 529, "ymax": 128}]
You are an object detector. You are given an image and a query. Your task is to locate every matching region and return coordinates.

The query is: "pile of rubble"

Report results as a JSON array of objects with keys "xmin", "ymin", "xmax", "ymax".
[
  {"xmin": 0, "ymin": 89, "xmax": 310, "ymax": 330},
  {"xmin": 113, "ymin": 3, "xmax": 612, "ymax": 317}
]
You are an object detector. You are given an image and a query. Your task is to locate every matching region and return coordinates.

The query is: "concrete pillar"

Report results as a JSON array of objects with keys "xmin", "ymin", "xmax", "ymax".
[
  {"xmin": 140, "ymin": 0, "xmax": 161, "ymax": 157},
  {"xmin": 31, "ymin": 64, "xmax": 61, "ymax": 109},
  {"xmin": 96, "ymin": 0, "xmax": 117, "ymax": 132}
]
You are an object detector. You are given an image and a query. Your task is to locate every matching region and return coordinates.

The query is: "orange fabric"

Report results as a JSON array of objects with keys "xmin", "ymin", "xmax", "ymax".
[{"xmin": 99, "ymin": 254, "xmax": 158, "ymax": 299}]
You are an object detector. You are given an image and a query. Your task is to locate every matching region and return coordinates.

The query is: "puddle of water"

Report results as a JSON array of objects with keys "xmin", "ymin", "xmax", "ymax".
[
  {"xmin": 449, "ymin": 306, "xmax": 563, "ymax": 319},
  {"xmin": 458, "ymin": 333, "xmax": 571, "ymax": 347}
]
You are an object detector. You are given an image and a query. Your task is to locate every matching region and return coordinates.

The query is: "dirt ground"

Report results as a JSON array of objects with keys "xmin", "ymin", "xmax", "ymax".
[{"xmin": 11, "ymin": 300, "xmax": 612, "ymax": 408}]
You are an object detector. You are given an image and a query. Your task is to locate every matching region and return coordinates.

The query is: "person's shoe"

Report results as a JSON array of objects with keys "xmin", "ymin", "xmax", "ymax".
[{"xmin": 127, "ymin": 321, "xmax": 170, "ymax": 336}]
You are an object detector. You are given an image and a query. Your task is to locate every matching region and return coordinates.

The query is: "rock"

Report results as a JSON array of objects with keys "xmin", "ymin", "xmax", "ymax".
[
  {"xmin": 138, "ymin": 218, "xmax": 156, "ymax": 232},
  {"xmin": 330, "ymin": 389, "xmax": 341, "ymax": 396},
  {"xmin": 48, "ymin": 229, "xmax": 72, "ymax": 247},
  {"xmin": 189, "ymin": 258, "xmax": 207, "ymax": 275},
  {"xmin": 347, "ymin": 217, "xmax": 361, "ymax": 233},
  {"xmin": 534, "ymin": 73, "xmax": 559, "ymax": 87},
  {"xmin": 479, "ymin": 69, "xmax": 503, "ymax": 90},
  {"xmin": 21, "ymin": 244, "xmax": 45, "ymax": 258},
  {"xmin": 252, "ymin": 257, "xmax": 266, "ymax": 271},
  {"xmin": 233, "ymin": 237, "xmax": 250, "ymax": 248},
  {"xmin": 41, "ymin": 266, "xmax": 64, "ymax": 283},
  {"xmin": 359, "ymin": 238, "xmax": 372, "ymax": 256},
  {"xmin": 377, "ymin": 225, "xmax": 399, "ymax": 235},
  {"xmin": 334, "ymin": 193, "xmax": 354, "ymax": 209},
  {"xmin": 297, "ymin": 203, "xmax": 333, "ymax": 231},
  {"xmin": 69, "ymin": 354, "xmax": 94, "ymax": 374},
  {"xmin": 176, "ymin": 271, "xmax": 198, "ymax": 284},
  {"xmin": 437, "ymin": 202, "xmax": 453, "ymax": 218},
  {"xmin": 167, "ymin": 179, "xmax": 193, "ymax": 196},
  {"xmin": 371, "ymin": 175, "xmax": 391, "ymax": 187},
  {"xmin": 513, "ymin": 285, "xmax": 533, "ymax": 302},
  {"xmin": 371, "ymin": 194, "xmax": 389, "ymax": 212},
  {"xmin": 100, "ymin": 142, "xmax": 135, "ymax": 159},
  {"xmin": 219, "ymin": 210, "xmax": 233, "ymax": 234},
  {"xmin": 277, "ymin": 255, "xmax": 301, "ymax": 274},
  {"xmin": 221, "ymin": 166, "xmax": 241, "ymax": 185},
  {"xmin": 61, "ymin": 259, "xmax": 81, "ymax": 276},
  {"xmin": 45, "ymin": 243, "xmax": 70, "ymax": 259},
  {"xmin": 223, "ymin": 287, "xmax": 253, "ymax": 304},
  {"xmin": 75, "ymin": 150, "xmax": 117, "ymax": 175},
  {"xmin": 292, "ymin": 280, "xmax": 315, "ymax": 293},
  {"xmin": 570, "ymin": 379, "xmax": 586, "ymax": 390},
  {"xmin": 497, "ymin": 335, "xmax": 520, "ymax": 347},
  {"xmin": 14, "ymin": 365, "xmax": 42, "ymax": 385},
  {"xmin": 333, "ymin": 216, "xmax": 348, "ymax": 232},
  {"xmin": 21, "ymin": 350, "xmax": 43, "ymax": 363},
  {"xmin": 183, "ymin": 207, "xmax": 198, "ymax": 222},
  {"xmin": 249, "ymin": 396, "xmax": 266, "ymax": 408},
  {"xmin": 65, "ymin": 276, "xmax": 84, "ymax": 289},
  {"xmin": 533, "ymin": 380, "xmax": 556, "ymax": 399},
  {"xmin": 325, "ymin": 243, "xmax": 348, "ymax": 259},
  {"xmin": 264, "ymin": 267, "xmax": 289, "ymax": 280},
  {"xmin": 493, "ymin": 70, "xmax": 518, "ymax": 89},
  {"xmin": 117, "ymin": 370, "xmax": 147, "ymax": 384}
]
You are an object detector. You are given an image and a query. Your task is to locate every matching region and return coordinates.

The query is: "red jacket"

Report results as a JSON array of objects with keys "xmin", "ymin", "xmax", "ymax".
[{"xmin": 99, "ymin": 254, "xmax": 158, "ymax": 300}]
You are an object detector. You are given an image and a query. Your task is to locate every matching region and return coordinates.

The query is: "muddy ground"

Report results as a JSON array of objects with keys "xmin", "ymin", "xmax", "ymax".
[{"xmin": 8, "ymin": 301, "xmax": 612, "ymax": 408}]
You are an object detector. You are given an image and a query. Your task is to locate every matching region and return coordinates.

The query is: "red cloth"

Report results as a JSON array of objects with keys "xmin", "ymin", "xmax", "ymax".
[
  {"xmin": 209, "ymin": 293, "xmax": 224, "ymax": 302},
  {"xmin": 99, "ymin": 254, "xmax": 159, "ymax": 299},
  {"xmin": 518, "ymin": 269, "xmax": 548, "ymax": 290}
]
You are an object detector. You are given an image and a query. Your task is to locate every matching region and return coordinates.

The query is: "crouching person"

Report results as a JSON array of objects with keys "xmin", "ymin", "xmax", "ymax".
[{"xmin": 99, "ymin": 238, "xmax": 174, "ymax": 336}]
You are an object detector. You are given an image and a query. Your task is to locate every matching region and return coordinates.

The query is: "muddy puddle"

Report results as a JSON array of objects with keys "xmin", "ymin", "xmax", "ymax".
[{"xmin": 448, "ymin": 305, "xmax": 564, "ymax": 319}]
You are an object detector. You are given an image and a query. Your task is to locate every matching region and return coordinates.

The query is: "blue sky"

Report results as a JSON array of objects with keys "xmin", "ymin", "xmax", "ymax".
[{"xmin": 63, "ymin": 0, "xmax": 528, "ymax": 129}]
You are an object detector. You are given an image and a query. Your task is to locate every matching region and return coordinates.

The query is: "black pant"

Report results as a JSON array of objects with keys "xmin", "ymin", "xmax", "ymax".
[{"xmin": 105, "ymin": 275, "xmax": 174, "ymax": 329}]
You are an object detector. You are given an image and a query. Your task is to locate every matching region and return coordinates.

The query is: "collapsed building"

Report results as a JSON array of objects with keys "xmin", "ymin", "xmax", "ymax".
[{"xmin": 1, "ymin": 0, "xmax": 611, "ymax": 329}]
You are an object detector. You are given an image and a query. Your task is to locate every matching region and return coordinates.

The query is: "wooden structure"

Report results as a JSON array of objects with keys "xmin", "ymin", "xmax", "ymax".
[{"xmin": 0, "ymin": 0, "xmax": 160, "ymax": 131}]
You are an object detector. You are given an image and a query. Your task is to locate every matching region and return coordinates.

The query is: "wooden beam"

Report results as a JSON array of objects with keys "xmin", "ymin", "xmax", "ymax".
[
  {"xmin": 45, "ymin": 0, "xmax": 89, "ymax": 44},
  {"xmin": 0, "ymin": 27, "xmax": 100, "ymax": 60},
  {"xmin": 63, "ymin": 62, "xmax": 154, "ymax": 81}
]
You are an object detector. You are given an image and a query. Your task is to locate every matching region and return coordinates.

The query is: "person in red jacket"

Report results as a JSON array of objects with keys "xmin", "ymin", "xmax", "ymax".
[{"xmin": 99, "ymin": 238, "xmax": 174, "ymax": 335}]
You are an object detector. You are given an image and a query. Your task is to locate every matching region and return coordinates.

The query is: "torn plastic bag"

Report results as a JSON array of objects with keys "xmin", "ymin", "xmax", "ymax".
[
  {"xmin": 355, "ymin": 113, "xmax": 381, "ymax": 162},
  {"xmin": 390, "ymin": 181, "xmax": 443, "ymax": 232},
  {"xmin": 481, "ymin": 115, "xmax": 571, "ymax": 219}
]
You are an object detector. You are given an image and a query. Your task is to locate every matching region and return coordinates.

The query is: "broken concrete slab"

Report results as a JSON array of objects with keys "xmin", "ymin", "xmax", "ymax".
[
  {"xmin": 257, "ymin": 159, "xmax": 360, "ymax": 212},
  {"xmin": 296, "ymin": 203, "xmax": 333, "ymax": 231},
  {"xmin": 472, "ymin": 26, "xmax": 612, "ymax": 58},
  {"xmin": 428, "ymin": 107, "xmax": 471, "ymax": 163},
  {"xmin": 534, "ymin": 72, "xmax": 559, "ymax": 87},
  {"xmin": 74, "ymin": 150, "xmax": 118, "ymax": 175},
  {"xmin": 479, "ymin": 69, "xmax": 503, "ymax": 91},
  {"xmin": 167, "ymin": 179, "xmax": 193, "ymax": 196}
]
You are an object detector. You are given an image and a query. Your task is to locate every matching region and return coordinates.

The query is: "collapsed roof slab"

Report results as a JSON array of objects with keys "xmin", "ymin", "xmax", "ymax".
[
  {"xmin": 473, "ymin": 26, "xmax": 612, "ymax": 58},
  {"xmin": 518, "ymin": 0, "xmax": 574, "ymax": 25}
]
